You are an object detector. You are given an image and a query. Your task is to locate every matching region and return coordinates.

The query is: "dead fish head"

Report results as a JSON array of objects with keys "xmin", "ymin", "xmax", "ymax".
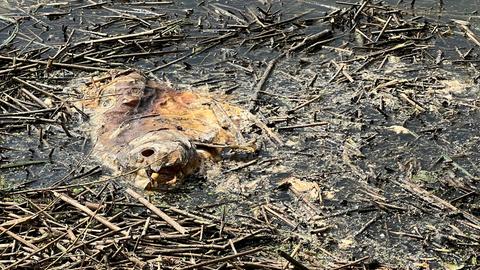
[
  {"xmin": 118, "ymin": 130, "xmax": 200, "ymax": 190},
  {"xmin": 79, "ymin": 71, "xmax": 259, "ymax": 191}
]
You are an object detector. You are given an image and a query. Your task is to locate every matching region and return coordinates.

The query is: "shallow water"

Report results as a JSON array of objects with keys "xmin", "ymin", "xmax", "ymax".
[{"xmin": 1, "ymin": 0, "xmax": 480, "ymax": 268}]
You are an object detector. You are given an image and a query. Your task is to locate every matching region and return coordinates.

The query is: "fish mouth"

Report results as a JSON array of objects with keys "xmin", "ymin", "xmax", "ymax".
[
  {"xmin": 124, "ymin": 130, "xmax": 200, "ymax": 190},
  {"xmin": 135, "ymin": 164, "xmax": 185, "ymax": 190}
]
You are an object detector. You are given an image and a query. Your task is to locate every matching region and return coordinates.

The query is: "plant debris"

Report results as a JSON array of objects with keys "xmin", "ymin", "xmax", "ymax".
[{"xmin": 1, "ymin": 0, "xmax": 479, "ymax": 269}]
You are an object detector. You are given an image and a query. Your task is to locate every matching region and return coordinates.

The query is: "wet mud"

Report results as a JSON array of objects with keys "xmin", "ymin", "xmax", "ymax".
[{"xmin": 0, "ymin": 0, "xmax": 479, "ymax": 269}]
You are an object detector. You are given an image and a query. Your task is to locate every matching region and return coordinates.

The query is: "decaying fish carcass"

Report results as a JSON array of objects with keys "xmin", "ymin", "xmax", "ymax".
[{"xmin": 77, "ymin": 71, "xmax": 259, "ymax": 190}]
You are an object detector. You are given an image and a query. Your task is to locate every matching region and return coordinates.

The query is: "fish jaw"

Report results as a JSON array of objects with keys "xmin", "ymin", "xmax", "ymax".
[{"xmin": 119, "ymin": 130, "xmax": 201, "ymax": 190}]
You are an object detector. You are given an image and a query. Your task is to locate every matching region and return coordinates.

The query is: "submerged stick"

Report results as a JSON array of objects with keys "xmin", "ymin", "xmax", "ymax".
[
  {"xmin": 0, "ymin": 159, "xmax": 48, "ymax": 169},
  {"xmin": 179, "ymin": 247, "xmax": 264, "ymax": 270},
  {"xmin": 453, "ymin": 19, "xmax": 480, "ymax": 47},
  {"xmin": 0, "ymin": 55, "xmax": 110, "ymax": 71},
  {"xmin": 278, "ymin": 250, "xmax": 309, "ymax": 270},
  {"xmin": 249, "ymin": 53, "xmax": 285, "ymax": 112},
  {"xmin": 0, "ymin": 15, "xmax": 19, "ymax": 49}
]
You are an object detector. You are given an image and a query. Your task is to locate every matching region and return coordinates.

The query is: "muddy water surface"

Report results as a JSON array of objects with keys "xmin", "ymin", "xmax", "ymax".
[{"xmin": 1, "ymin": 0, "xmax": 480, "ymax": 268}]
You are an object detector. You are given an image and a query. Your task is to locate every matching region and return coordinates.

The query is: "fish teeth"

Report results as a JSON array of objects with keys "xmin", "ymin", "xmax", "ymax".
[
  {"xmin": 150, "ymin": 172, "xmax": 160, "ymax": 181},
  {"xmin": 134, "ymin": 173, "xmax": 151, "ymax": 190},
  {"xmin": 137, "ymin": 168, "xmax": 148, "ymax": 177},
  {"xmin": 150, "ymin": 165, "xmax": 162, "ymax": 172}
]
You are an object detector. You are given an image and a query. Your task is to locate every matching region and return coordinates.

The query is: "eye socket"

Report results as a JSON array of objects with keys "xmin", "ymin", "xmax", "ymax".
[{"xmin": 141, "ymin": 149, "xmax": 155, "ymax": 157}]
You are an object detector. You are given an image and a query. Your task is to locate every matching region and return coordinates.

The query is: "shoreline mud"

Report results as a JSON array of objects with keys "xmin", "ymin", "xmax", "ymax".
[{"xmin": 1, "ymin": 0, "xmax": 479, "ymax": 269}]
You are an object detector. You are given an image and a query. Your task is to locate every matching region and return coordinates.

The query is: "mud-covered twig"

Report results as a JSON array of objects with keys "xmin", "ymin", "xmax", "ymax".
[
  {"xmin": 278, "ymin": 250, "xmax": 309, "ymax": 270},
  {"xmin": 277, "ymin": 122, "xmax": 329, "ymax": 131},
  {"xmin": 179, "ymin": 247, "xmax": 264, "ymax": 270},
  {"xmin": 453, "ymin": 19, "xmax": 480, "ymax": 47},
  {"xmin": 249, "ymin": 54, "xmax": 285, "ymax": 112},
  {"xmin": 332, "ymin": 256, "xmax": 369, "ymax": 269},
  {"xmin": 0, "ymin": 15, "xmax": 19, "ymax": 49}
]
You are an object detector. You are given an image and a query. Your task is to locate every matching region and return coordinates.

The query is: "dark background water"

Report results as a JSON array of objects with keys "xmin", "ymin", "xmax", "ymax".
[{"xmin": 1, "ymin": 0, "xmax": 480, "ymax": 268}]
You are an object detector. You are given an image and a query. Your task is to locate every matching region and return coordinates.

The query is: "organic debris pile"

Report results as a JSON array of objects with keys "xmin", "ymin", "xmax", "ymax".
[
  {"xmin": 1, "ymin": 0, "xmax": 480, "ymax": 269},
  {"xmin": 0, "ymin": 183, "xmax": 280, "ymax": 269}
]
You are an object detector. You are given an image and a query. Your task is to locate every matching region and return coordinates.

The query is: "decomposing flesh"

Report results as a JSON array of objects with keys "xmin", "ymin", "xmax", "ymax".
[{"xmin": 78, "ymin": 71, "xmax": 256, "ymax": 190}]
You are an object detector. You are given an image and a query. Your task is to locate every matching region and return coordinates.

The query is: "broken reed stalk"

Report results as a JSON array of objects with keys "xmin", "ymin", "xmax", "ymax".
[
  {"xmin": 453, "ymin": 19, "xmax": 480, "ymax": 47},
  {"xmin": 0, "ymin": 15, "xmax": 19, "ymax": 49},
  {"xmin": 249, "ymin": 53, "xmax": 285, "ymax": 112},
  {"xmin": 52, "ymin": 191, "xmax": 128, "ymax": 236},
  {"xmin": 0, "ymin": 1, "xmax": 478, "ymax": 269},
  {"xmin": 0, "ymin": 226, "xmax": 39, "ymax": 250},
  {"xmin": 125, "ymin": 188, "xmax": 187, "ymax": 234},
  {"xmin": 0, "ymin": 55, "xmax": 111, "ymax": 71},
  {"xmin": 278, "ymin": 250, "xmax": 309, "ymax": 270},
  {"xmin": 179, "ymin": 247, "xmax": 264, "ymax": 270}
]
